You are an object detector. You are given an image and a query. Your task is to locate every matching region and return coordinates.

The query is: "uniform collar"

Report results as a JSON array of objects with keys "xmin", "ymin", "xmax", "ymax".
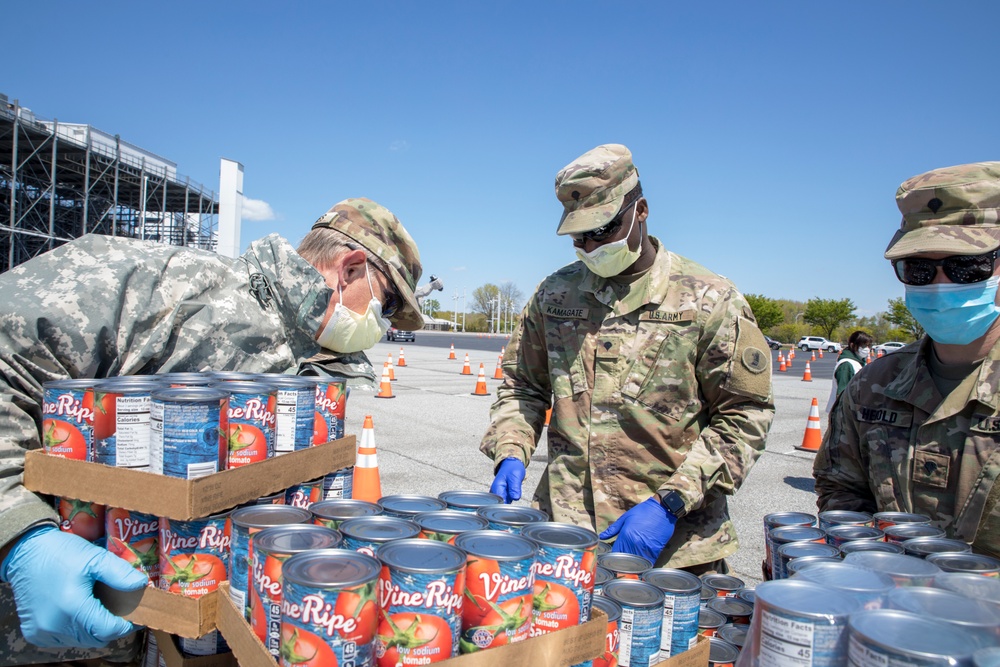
[{"xmin": 579, "ymin": 237, "xmax": 670, "ymax": 315}]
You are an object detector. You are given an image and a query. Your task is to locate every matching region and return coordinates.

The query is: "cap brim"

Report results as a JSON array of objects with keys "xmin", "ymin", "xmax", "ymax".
[
  {"xmin": 385, "ymin": 264, "xmax": 425, "ymax": 331},
  {"xmin": 884, "ymin": 225, "xmax": 1000, "ymax": 260},
  {"xmin": 556, "ymin": 199, "xmax": 623, "ymax": 236}
]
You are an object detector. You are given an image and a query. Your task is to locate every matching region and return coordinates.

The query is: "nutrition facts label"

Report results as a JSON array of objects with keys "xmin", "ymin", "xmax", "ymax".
[
  {"xmin": 114, "ymin": 395, "xmax": 151, "ymax": 470},
  {"xmin": 848, "ymin": 636, "xmax": 891, "ymax": 666},
  {"xmin": 759, "ymin": 609, "xmax": 817, "ymax": 667},
  {"xmin": 274, "ymin": 389, "xmax": 298, "ymax": 454}
]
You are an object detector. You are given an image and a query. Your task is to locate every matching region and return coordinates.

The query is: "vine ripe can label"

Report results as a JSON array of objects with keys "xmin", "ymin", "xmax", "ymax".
[
  {"xmin": 41, "ymin": 379, "xmax": 95, "ymax": 460},
  {"xmin": 214, "ymin": 381, "xmax": 276, "ymax": 468},
  {"xmin": 106, "ymin": 508, "xmax": 160, "ymax": 587},
  {"xmin": 149, "ymin": 386, "xmax": 229, "ymax": 479},
  {"xmin": 520, "ymin": 522, "xmax": 598, "ymax": 637},
  {"xmin": 158, "ymin": 512, "xmax": 231, "ymax": 598}
]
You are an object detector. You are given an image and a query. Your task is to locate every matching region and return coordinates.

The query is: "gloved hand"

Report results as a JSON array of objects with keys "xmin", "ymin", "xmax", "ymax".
[
  {"xmin": 490, "ymin": 458, "xmax": 526, "ymax": 503},
  {"xmin": 1, "ymin": 524, "xmax": 148, "ymax": 648},
  {"xmin": 599, "ymin": 497, "xmax": 678, "ymax": 564}
]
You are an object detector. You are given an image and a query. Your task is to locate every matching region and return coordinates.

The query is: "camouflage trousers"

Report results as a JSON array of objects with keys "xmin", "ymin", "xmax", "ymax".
[{"xmin": 679, "ymin": 559, "xmax": 729, "ymax": 577}]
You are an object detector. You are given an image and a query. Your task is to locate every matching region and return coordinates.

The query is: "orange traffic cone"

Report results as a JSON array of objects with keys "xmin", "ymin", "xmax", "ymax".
[
  {"xmin": 786, "ymin": 354, "xmax": 793, "ymax": 368},
  {"xmin": 374, "ymin": 364, "xmax": 394, "ymax": 399},
  {"xmin": 472, "ymin": 364, "xmax": 489, "ymax": 396},
  {"xmin": 811, "ymin": 351, "xmax": 816, "ymax": 362},
  {"xmin": 397, "ymin": 347, "xmax": 407, "ymax": 367},
  {"xmin": 796, "ymin": 398, "xmax": 823, "ymax": 452},
  {"xmin": 802, "ymin": 362, "xmax": 813, "ymax": 382},
  {"xmin": 449, "ymin": 343, "xmax": 456, "ymax": 360},
  {"xmin": 386, "ymin": 353, "xmax": 396, "ymax": 381},
  {"xmin": 461, "ymin": 353, "xmax": 472, "ymax": 375},
  {"xmin": 819, "ymin": 349, "xmax": 824, "ymax": 359},
  {"xmin": 352, "ymin": 415, "xmax": 382, "ymax": 502},
  {"xmin": 867, "ymin": 352, "xmax": 872, "ymax": 363},
  {"xmin": 544, "ymin": 407, "xmax": 552, "ymax": 426},
  {"xmin": 501, "ymin": 346, "xmax": 505, "ymax": 356},
  {"xmin": 877, "ymin": 349, "xmax": 884, "ymax": 358},
  {"xmin": 789, "ymin": 349, "xmax": 795, "ymax": 360},
  {"xmin": 778, "ymin": 355, "xmax": 787, "ymax": 372},
  {"xmin": 493, "ymin": 355, "xmax": 503, "ymax": 380}
]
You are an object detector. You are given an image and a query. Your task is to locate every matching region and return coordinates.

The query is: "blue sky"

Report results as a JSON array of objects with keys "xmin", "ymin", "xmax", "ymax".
[{"xmin": 6, "ymin": 2, "xmax": 999, "ymax": 315}]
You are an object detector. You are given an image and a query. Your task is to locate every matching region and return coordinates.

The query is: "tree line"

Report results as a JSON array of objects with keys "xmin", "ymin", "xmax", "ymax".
[{"xmin": 745, "ymin": 294, "xmax": 923, "ymax": 345}]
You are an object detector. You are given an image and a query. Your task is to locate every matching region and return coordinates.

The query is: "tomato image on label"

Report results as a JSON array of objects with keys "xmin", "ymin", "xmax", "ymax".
[
  {"xmin": 42, "ymin": 419, "xmax": 89, "ymax": 459},
  {"xmin": 280, "ymin": 626, "xmax": 339, "ymax": 667},
  {"xmin": 162, "ymin": 553, "xmax": 227, "ymax": 597},
  {"xmin": 533, "ymin": 581, "xmax": 580, "ymax": 631},
  {"xmin": 108, "ymin": 535, "xmax": 157, "ymax": 570},
  {"xmin": 462, "ymin": 556, "xmax": 501, "ymax": 628},
  {"xmin": 334, "ymin": 581, "xmax": 378, "ymax": 644},
  {"xmin": 58, "ymin": 498, "xmax": 105, "ymax": 543},
  {"xmin": 91, "ymin": 391, "xmax": 117, "ymax": 441},
  {"xmin": 377, "ymin": 611, "xmax": 453, "ymax": 666},
  {"xmin": 460, "ymin": 597, "xmax": 531, "ymax": 652}
]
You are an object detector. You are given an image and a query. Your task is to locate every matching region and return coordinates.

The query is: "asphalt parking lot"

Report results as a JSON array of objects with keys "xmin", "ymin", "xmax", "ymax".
[{"xmin": 344, "ymin": 331, "xmax": 831, "ymax": 586}]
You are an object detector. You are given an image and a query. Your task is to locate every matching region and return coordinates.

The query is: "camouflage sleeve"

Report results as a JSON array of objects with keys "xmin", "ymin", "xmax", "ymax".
[
  {"xmin": 479, "ymin": 290, "xmax": 551, "ymax": 469},
  {"xmin": 813, "ymin": 380, "xmax": 877, "ymax": 513},
  {"xmin": 657, "ymin": 289, "xmax": 775, "ymax": 515}
]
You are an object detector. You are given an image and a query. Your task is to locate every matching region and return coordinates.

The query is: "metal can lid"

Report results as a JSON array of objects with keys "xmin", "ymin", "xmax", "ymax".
[
  {"xmin": 254, "ymin": 374, "xmax": 317, "ymax": 389},
  {"xmin": 974, "ymin": 647, "xmax": 1000, "ymax": 667},
  {"xmin": 819, "ymin": 510, "xmax": 873, "ymax": 525},
  {"xmin": 452, "ymin": 530, "xmax": 537, "ymax": 561},
  {"xmin": 785, "ymin": 556, "xmax": 844, "ymax": 576},
  {"xmin": 795, "ymin": 562, "xmax": 895, "ymax": 595},
  {"xmin": 378, "ymin": 538, "xmax": 466, "ymax": 574},
  {"xmin": 339, "ymin": 516, "xmax": 421, "ymax": 543},
  {"xmin": 437, "ymin": 490, "xmax": 503, "ymax": 509},
  {"xmin": 476, "ymin": 505, "xmax": 549, "ymax": 526},
  {"xmin": 591, "ymin": 594, "xmax": 623, "ymax": 623},
  {"xmin": 889, "ymin": 587, "xmax": 1000, "ymax": 628},
  {"xmin": 716, "ymin": 623, "xmax": 749, "ymax": 648},
  {"xmin": 873, "ymin": 511, "xmax": 931, "ymax": 525},
  {"xmin": 310, "ymin": 499, "xmax": 383, "ymax": 522},
  {"xmin": 755, "ymin": 579, "xmax": 861, "ymax": 618},
  {"xmin": 701, "ymin": 585, "xmax": 717, "ymax": 601},
  {"xmin": 602, "ymin": 579, "xmax": 665, "ymax": 609},
  {"xmin": 849, "ymin": 610, "xmax": 979, "ymax": 660},
  {"xmin": 44, "ymin": 379, "xmax": 98, "ymax": 390},
  {"xmin": 378, "ymin": 495, "xmax": 448, "ymax": 516},
  {"xmin": 93, "ymin": 378, "xmax": 165, "ymax": 393},
  {"xmin": 414, "ymin": 511, "xmax": 489, "ymax": 535},
  {"xmin": 701, "ymin": 574, "xmax": 745, "ymax": 592},
  {"xmin": 231, "ymin": 505, "xmax": 312, "ymax": 530},
  {"xmin": 698, "ymin": 608, "xmax": 727, "ymax": 628},
  {"xmin": 842, "ymin": 551, "xmax": 942, "ymax": 579},
  {"xmin": 211, "ymin": 372, "xmax": 263, "ymax": 382},
  {"xmin": 595, "ymin": 541, "xmax": 612, "ymax": 555},
  {"xmin": 706, "ymin": 598, "xmax": 754, "ymax": 618},
  {"xmin": 826, "ymin": 525, "xmax": 884, "ymax": 541},
  {"xmin": 208, "ymin": 381, "xmax": 276, "ymax": 394},
  {"xmin": 883, "ymin": 524, "xmax": 946, "ymax": 540},
  {"xmin": 736, "ymin": 588, "xmax": 755, "ymax": 605},
  {"xmin": 253, "ymin": 524, "xmax": 343, "ymax": 554},
  {"xmin": 155, "ymin": 373, "xmax": 216, "ymax": 386},
  {"xmin": 927, "ymin": 552, "xmax": 1000, "ymax": 573},
  {"xmin": 595, "ymin": 566, "xmax": 615, "ymax": 586},
  {"xmin": 598, "ymin": 552, "xmax": 653, "ymax": 575},
  {"xmin": 839, "ymin": 540, "xmax": 905, "ymax": 556},
  {"xmin": 151, "ymin": 387, "xmax": 229, "ymax": 403},
  {"xmin": 281, "ymin": 548, "xmax": 381, "ymax": 589},
  {"xmin": 520, "ymin": 522, "xmax": 599, "ymax": 549},
  {"xmin": 901, "ymin": 537, "xmax": 972, "ymax": 558},
  {"xmin": 769, "ymin": 526, "xmax": 825, "ymax": 544},
  {"xmin": 934, "ymin": 572, "xmax": 1000, "ymax": 604},
  {"xmin": 777, "ymin": 542, "xmax": 840, "ymax": 560},
  {"xmin": 764, "ymin": 512, "xmax": 816, "ymax": 529},
  {"xmin": 641, "ymin": 568, "xmax": 701, "ymax": 595},
  {"xmin": 708, "ymin": 638, "xmax": 741, "ymax": 663}
]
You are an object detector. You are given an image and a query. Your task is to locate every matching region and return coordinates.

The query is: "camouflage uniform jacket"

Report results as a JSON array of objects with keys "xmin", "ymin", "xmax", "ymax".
[
  {"xmin": 0, "ymin": 233, "xmax": 331, "ymax": 663},
  {"xmin": 814, "ymin": 336, "xmax": 1000, "ymax": 557},
  {"xmin": 480, "ymin": 238, "xmax": 775, "ymax": 568}
]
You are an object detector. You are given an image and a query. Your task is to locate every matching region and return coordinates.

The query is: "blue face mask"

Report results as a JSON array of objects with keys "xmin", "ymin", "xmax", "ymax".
[{"xmin": 904, "ymin": 276, "xmax": 1000, "ymax": 345}]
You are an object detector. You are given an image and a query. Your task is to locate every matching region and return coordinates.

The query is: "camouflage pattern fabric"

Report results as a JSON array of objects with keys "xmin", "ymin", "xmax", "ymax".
[
  {"xmin": 554, "ymin": 144, "xmax": 640, "ymax": 236},
  {"xmin": 299, "ymin": 349, "xmax": 377, "ymax": 388},
  {"xmin": 814, "ymin": 336, "xmax": 1000, "ymax": 557},
  {"xmin": 480, "ymin": 238, "xmax": 775, "ymax": 568},
  {"xmin": 0, "ymin": 233, "xmax": 332, "ymax": 664}
]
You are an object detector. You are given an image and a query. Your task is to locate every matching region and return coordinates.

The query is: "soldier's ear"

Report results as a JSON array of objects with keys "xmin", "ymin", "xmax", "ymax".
[{"xmin": 337, "ymin": 249, "xmax": 369, "ymax": 285}]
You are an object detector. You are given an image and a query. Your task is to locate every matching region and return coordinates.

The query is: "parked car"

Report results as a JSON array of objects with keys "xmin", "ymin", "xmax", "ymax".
[
  {"xmin": 873, "ymin": 341, "xmax": 906, "ymax": 355},
  {"xmin": 386, "ymin": 327, "xmax": 415, "ymax": 342},
  {"xmin": 765, "ymin": 336, "xmax": 782, "ymax": 350},
  {"xmin": 797, "ymin": 336, "xmax": 842, "ymax": 353}
]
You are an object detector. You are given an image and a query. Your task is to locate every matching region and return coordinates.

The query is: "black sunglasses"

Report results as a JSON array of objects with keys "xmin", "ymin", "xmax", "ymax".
[
  {"xmin": 892, "ymin": 250, "xmax": 998, "ymax": 286},
  {"xmin": 571, "ymin": 200, "xmax": 639, "ymax": 244},
  {"xmin": 366, "ymin": 261, "xmax": 401, "ymax": 317}
]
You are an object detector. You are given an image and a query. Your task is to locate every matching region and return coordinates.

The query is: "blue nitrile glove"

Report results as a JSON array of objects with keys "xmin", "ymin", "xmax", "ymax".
[
  {"xmin": 599, "ymin": 497, "xmax": 678, "ymax": 564},
  {"xmin": 490, "ymin": 458, "xmax": 526, "ymax": 503},
  {"xmin": 1, "ymin": 524, "xmax": 148, "ymax": 648}
]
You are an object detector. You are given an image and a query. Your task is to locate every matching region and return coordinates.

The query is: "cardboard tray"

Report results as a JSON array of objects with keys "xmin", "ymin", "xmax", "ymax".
[
  {"xmin": 97, "ymin": 582, "xmax": 219, "ymax": 638},
  {"xmin": 23, "ymin": 436, "xmax": 355, "ymax": 520},
  {"xmin": 653, "ymin": 634, "xmax": 710, "ymax": 667},
  {"xmin": 152, "ymin": 629, "xmax": 238, "ymax": 667},
  {"xmin": 215, "ymin": 581, "xmax": 607, "ymax": 667}
]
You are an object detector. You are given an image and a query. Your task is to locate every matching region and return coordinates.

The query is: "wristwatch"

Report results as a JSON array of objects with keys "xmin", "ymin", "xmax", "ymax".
[{"xmin": 659, "ymin": 490, "xmax": 688, "ymax": 519}]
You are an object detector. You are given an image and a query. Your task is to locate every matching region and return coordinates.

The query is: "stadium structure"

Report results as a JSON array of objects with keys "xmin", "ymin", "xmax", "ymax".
[{"xmin": 0, "ymin": 92, "xmax": 220, "ymax": 273}]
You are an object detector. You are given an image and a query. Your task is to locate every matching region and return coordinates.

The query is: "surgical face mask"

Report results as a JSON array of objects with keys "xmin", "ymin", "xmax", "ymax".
[
  {"xmin": 575, "ymin": 204, "xmax": 641, "ymax": 278},
  {"xmin": 316, "ymin": 263, "xmax": 392, "ymax": 353},
  {"xmin": 904, "ymin": 276, "xmax": 1000, "ymax": 346},
  {"xmin": 856, "ymin": 347, "xmax": 871, "ymax": 358}
]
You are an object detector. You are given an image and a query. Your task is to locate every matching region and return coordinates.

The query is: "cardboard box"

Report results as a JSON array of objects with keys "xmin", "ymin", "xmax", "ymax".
[
  {"xmin": 152, "ymin": 629, "xmax": 238, "ymax": 667},
  {"xmin": 215, "ymin": 581, "xmax": 607, "ymax": 667},
  {"xmin": 653, "ymin": 635, "xmax": 710, "ymax": 666},
  {"xmin": 23, "ymin": 436, "xmax": 355, "ymax": 520},
  {"xmin": 97, "ymin": 582, "xmax": 219, "ymax": 638}
]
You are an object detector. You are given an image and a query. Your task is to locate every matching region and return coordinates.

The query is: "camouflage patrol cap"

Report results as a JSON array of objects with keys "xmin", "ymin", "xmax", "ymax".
[
  {"xmin": 312, "ymin": 198, "xmax": 424, "ymax": 331},
  {"xmin": 554, "ymin": 144, "xmax": 640, "ymax": 236},
  {"xmin": 884, "ymin": 161, "xmax": 1000, "ymax": 260}
]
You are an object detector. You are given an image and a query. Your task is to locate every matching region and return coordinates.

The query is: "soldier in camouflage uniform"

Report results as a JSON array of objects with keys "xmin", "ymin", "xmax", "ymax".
[
  {"xmin": 815, "ymin": 162, "xmax": 1000, "ymax": 557},
  {"xmin": 480, "ymin": 145, "xmax": 775, "ymax": 572},
  {"xmin": 0, "ymin": 198, "xmax": 422, "ymax": 665}
]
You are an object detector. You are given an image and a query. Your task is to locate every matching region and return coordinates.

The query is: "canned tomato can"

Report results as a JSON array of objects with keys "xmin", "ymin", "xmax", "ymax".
[
  {"xmin": 92, "ymin": 378, "xmax": 164, "ymax": 470},
  {"xmin": 701, "ymin": 585, "xmax": 716, "ymax": 605},
  {"xmin": 106, "ymin": 508, "xmax": 159, "ymax": 586},
  {"xmin": 453, "ymin": 530, "xmax": 537, "ymax": 652},
  {"xmin": 848, "ymin": 609, "xmax": 979, "ymax": 666},
  {"xmin": 825, "ymin": 525, "xmax": 885, "ymax": 549},
  {"xmin": 888, "ymin": 586, "xmax": 1000, "ymax": 638},
  {"xmin": 55, "ymin": 497, "xmax": 105, "ymax": 546},
  {"xmin": 751, "ymin": 580, "xmax": 862, "ymax": 667},
  {"xmin": 311, "ymin": 499, "xmax": 383, "ymax": 530},
  {"xmin": 795, "ymin": 561, "xmax": 895, "ymax": 610},
  {"xmin": 598, "ymin": 553, "xmax": 653, "ymax": 580},
  {"xmin": 927, "ymin": 552, "xmax": 1000, "ymax": 577},
  {"xmin": 178, "ymin": 631, "xmax": 228, "ymax": 657},
  {"xmin": 258, "ymin": 491, "xmax": 286, "ymax": 505},
  {"xmin": 873, "ymin": 511, "xmax": 932, "ymax": 531},
  {"xmin": 250, "ymin": 524, "xmax": 343, "ymax": 658},
  {"xmin": 777, "ymin": 542, "xmax": 840, "ymax": 579},
  {"xmin": 285, "ymin": 477, "xmax": 325, "ymax": 509},
  {"xmin": 641, "ymin": 568, "xmax": 701, "ymax": 660},
  {"xmin": 843, "ymin": 551, "xmax": 942, "ymax": 587},
  {"xmin": 698, "ymin": 608, "xmax": 726, "ymax": 637},
  {"xmin": 42, "ymin": 379, "xmax": 95, "ymax": 460},
  {"xmin": 213, "ymin": 381, "xmax": 275, "ymax": 468},
  {"xmin": 975, "ymin": 647, "xmax": 1000, "ymax": 667},
  {"xmin": 376, "ymin": 539, "xmax": 466, "ymax": 665},
  {"xmin": 149, "ymin": 387, "xmax": 229, "ymax": 478},
  {"xmin": 602, "ymin": 580, "xmax": 664, "ymax": 667},
  {"xmin": 339, "ymin": 516, "xmax": 421, "ymax": 557},
  {"xmin": 701, "ymin": 574, "xmax": 745, "ymax": 598},
  {"xmin": 415, "ymin": 511, "xmax": 489, "ymax": 544},
  {"xmin": 322, "ymin": 467, "xmax": 354, "ymax": 500},
  {"xmin": 158, "ymin": 512, "xmax": 231, "ymax": 598},
  {"xmin": 437, "ymin": 490, "xmax": 504, "ymax": 513},
  {"xmin": 585, "ymin": 594, "xmax": 623, "ymax": 667},
  {"xmin": 594, "ymin": 567, "xmax": 614, "ymax": 596},
  {"xmin": 256, "ymin": 375, "xmax": 317, "ymax": 454},
  {"xmin": 839, "ymin": 540, "xmax": 905, "ymax": 557},
  {"xmin": 769, "ymin": 526, "xmax": 827, "ymax": 579},
  {"xmin": 476, "ymin": 505, "xmax": 549, "ymax": 533},
  {"xmin": 708, "ymin": 637, "xmax": 740, "ymax": 667},
  {"xmin": 156, "ymin": 372, "xmax": 215, "ymax": 388},
  {"xmin": 706, "ymin": 598, "xmax": 753, "ymax": 626},
  {"xmin": 229, "ymin": 505, "xmax": 312, "ymax": 617},
  {"xmin": 312, "ymin": 378, "xmax": 347, "ymax": 444},
  {"xmin": 763, "ymin": 512, "xmax": 816, "ymax": 577},
  {"xmin": 280, "ymin": 548, "xmax": 381, "ymax": 667},
  {"xmin": 596, "ymin": 541, "xmax": 612, "ymax": 555},
  {"xmin": 934, "ymin": 572, "xmax": 1000, "ymax": 605},
  {"xmin": 818, "ymin": 510, "xmax": 873, "ymax": 532},
  {"xmin": 716, "ymin": 623, "xmax": 749, "ymax": 650},
  {"xmin": 736, "ymin": 588, "xmax": 755, "ymax": 606},
  {"xmin": 883, "ymin": 523, "xmax": 946, "ymax": 544},
  {"xmin": 378, "ymin": 494, "xmax": 447, "ymax": 518},
  {"xmin": 901, "ymin": 537, "xmax": 972, "ymax": 559},
  {"xmin": 785, "ymin": 556, "xmax": 843, "ymax": 576},
  {"xmin": 520, "ymin": 522, "xmax": 599, "ymax": 634}
]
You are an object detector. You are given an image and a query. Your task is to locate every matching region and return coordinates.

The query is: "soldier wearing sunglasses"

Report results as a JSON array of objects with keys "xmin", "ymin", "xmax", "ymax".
[
  {"xmin": 815, "ymin": 162, "xmax": 1000, "ymax": 558},
  {"xmin": 481, "ymin": 144, "xmax": 775, "ymax": 574}
]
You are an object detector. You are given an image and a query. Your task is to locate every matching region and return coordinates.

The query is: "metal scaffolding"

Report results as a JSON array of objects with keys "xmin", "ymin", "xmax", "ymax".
[{"xmin": 0, "ymin": 93, "xmax": 219, "ymax": 273}]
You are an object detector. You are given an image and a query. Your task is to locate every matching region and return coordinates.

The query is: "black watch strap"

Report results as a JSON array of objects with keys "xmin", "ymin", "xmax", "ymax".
[{"xmin": 659, "ymin": 491, "xmax": 687, "ymax": 519}]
